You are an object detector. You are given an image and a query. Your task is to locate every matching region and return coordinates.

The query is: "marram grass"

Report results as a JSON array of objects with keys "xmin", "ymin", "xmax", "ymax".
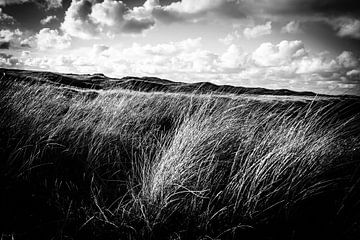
[{"xmin": 0, "ymin": 79, "xmax": 359, "ymax": 240}]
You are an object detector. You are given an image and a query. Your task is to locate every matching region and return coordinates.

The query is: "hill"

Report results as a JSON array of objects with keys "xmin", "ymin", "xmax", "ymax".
[{"xmin": 1, "ymin": 67, "xmax": 346, "ymax": 98}]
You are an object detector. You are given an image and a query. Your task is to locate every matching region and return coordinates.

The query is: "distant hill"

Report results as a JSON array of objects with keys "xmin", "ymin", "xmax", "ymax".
[{"xmin": 0, "ymin": 68, "xmax": 356, "ymax": 98}]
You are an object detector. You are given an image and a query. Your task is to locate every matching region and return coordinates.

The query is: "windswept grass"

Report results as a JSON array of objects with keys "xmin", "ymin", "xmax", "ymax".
[{"xmin": 0, "ymin": 78, "xmax": 359, "ymax": 240}]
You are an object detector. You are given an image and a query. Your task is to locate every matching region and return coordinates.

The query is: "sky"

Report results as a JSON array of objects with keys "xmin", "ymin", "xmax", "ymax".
[{"xmin": 1, "ymin": 0, "xmax": 360, "ymax": 95}]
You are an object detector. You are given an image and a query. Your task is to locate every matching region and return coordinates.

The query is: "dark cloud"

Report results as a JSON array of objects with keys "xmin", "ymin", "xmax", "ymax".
[
  {"xmin": 122, "ymin": 17, "xmax": 155, "ymax": 33},
  {"xmin": 1, "ymin": 2, "xmax": 49, "ymax": 30},
  {"xmin": 76, "ymin": 0, "xmax": 92, "ymax": 21},
  {"xmin": 143, "ymin": 0, "xmax": 248, "ymax": 25},
  {"xmin": 0, "ymin": 41, "xmax": 10, "ymax": 49},
  {"xmin": 0, "ymin": 0, "xmax": 63, "ymax": 9},
  {"xmin": 254, "ymin": 0, "xmax": 360, "ymax": 17},
  {"xmin": 0, "ymin": 53, "xmax": 12, "ymax": 58},
  {"xmin": 0, "ymin": 0, "xmax": 67, "ymax": 31},
  {"xmin": 20, "ymin": 42, "xmax": 31, "ymax": 48},
  {"xmin": 0, "ymin": 8, "xmax": 16, "ymax": 28},
  {"xmin": 147, "ymin": 0, "xmax": 359, "ymax": 24},
  {"xmin": 0, "ymin": 52, "xmax": 19, "ymax": 67},
  {"xmin": 301, "ymin": 20, "xmax": 360, "ymax": 54}
]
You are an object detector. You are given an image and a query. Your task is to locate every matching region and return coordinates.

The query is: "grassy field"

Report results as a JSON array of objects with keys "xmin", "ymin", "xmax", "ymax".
[{"xmin": 0, "ymin": 72, "xmax": 360, "ymax": 240}]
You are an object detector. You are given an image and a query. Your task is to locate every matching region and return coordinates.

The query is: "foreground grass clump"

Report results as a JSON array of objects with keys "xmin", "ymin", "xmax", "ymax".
[{"xmin": 0, "ymin": 78, "xmax": 360, "ymax": 240}]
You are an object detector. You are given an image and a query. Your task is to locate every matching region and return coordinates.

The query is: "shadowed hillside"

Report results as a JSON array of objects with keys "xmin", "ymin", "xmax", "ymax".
[
  {"xmin": 1, "ymin": 68, "xmax": 343, "ymax": 97},
  {"xmin": 0, "ymin": 68, "xmax": 360, "ymax": 240}
]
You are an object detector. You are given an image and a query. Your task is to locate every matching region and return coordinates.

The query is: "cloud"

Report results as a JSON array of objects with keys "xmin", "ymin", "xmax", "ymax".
[
  {"xmin": 61, "ymin": 0, "xmax": 155, "ymax": 39},
  {"xmin": 281, "ymin": 21, "xmax": 302, "ymax": 34},
  {"xmin": 252, "ymin": 40, "xmax": 306, "ymax": 67},
  {"xmin": 92, "ymin": 44, "xmax": 109, "ymax": 56},
  {"xmin": 0, "ymin": 28, "xmax": 22, "ymax": 42},
  {"xmin": 131, "ymin": 0, "xmax": 247, "ymax": 24},
  {"xmin": 40, "ymin": 15, "xmax": 57, "ymax": 25},
  {"xmin": 0, "ymin": 28, "xmax": 25, "ymax": 48},
  {"xmin": 251, "ymin": 0, "xmax": 360, "ymax": 18},
  {"xmin": 0, "ymin": 8, "xmax": 16, "ymax": 27},
  {"xmin": 243, "ymin": 21, "xmax": 272, "ymax": 39},
  {"xmin": 0, "ymin": 28, "xmax": 35, "ymax": 49},
  {"xmin": 12, "ymin": 38, "xmax": 360, "ymax": 95},
  {"xmin": 0, "ymin": 0, "xmax": 62, "ymax": 9},
  {"xmin": 0, "ymin": 53, "xmax": 20, "ymax": 67},
  {"xmin": 61, "ymin": 0, "xmax": 98, "ymax": 39},
  {"xmin": 295, "ymin": 55, "xmax": 338, "ymax": 74},
  {"xmin": 44, "ymin": 0, "xmax": 62, "ymax": 9},
  {"xmin": 36, "ymin": 28, "xmax": 71, "ymax": 50},
  {"xmin": 130, "ymin": 0, "xmax": 359, "ymax": 25},
  {"xmin": 0, "ymin": 0, "xmax": 27, "ymax": 5},
  {"xmin": 337, "ymin": 51, "xmax": 359, "ymax": 68},
  {"xmin": 219, "ymin": 30, "xmax": 240, "ymax": 45},
  {"xmin": 346, "ymin": 69, "xmax": 360, "ymax": 78},
  {"xmin": 0, "ymin": 41, "xmax": 9, "ymax": 49},
  {"xmin": 219, "ymin": 44, "xmax": 246, "ymax": 69},
  {"xmin": 331, "ymin": 18, "xmax": 360, "ymax": 39},
  {"xmin": 90, "ymin": 0, "xmax": 127, "ymax": 26}
]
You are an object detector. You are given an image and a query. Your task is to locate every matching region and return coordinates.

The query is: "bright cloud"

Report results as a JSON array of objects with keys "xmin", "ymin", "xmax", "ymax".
[
  {"xmin": 61, "ymin": 0, "xmax": 155, "ymax": 39},
  {"xmin": 252, "ymin": 40, "xmax": 307, "ymax": 67},
  {"xmin": 36, "ymin": 28, "xmax": 71, "ymax": 50},
  {"xmin": 7, "ymin": 39, "xmax": 357, "ymax": 92},
  {"xmin": 219, "ymin": 44, "xmax": 246, "ymax": 69},
  {"xmin": 243, "ymin": 21, "xmax": 272, "ymax": 39}
]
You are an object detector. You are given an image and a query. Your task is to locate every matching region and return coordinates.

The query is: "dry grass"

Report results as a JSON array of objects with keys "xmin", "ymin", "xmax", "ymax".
[{"xmin": 0, "ymin": 78, "xmax": 359, "ymax": 240}]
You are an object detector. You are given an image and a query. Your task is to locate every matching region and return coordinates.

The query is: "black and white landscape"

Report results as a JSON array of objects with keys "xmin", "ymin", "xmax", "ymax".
[{"xmin": 1, "ymin": 1, "xmax": 360, "ymax": 240}]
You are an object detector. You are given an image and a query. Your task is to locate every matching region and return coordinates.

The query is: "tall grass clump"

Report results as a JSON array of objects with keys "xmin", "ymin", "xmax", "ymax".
[
  {"xmin": 135, "ymin": 99, "xmax": 359, "ymax": 238},
  {"xmin": 0, "ymin": 78, "xmax": 359, "ymax": 240}
]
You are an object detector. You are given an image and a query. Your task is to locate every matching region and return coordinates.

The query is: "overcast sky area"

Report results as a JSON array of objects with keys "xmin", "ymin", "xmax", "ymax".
[{"xmin": 1, "ymin": 0, "xmax": 360, "ymax": 95}]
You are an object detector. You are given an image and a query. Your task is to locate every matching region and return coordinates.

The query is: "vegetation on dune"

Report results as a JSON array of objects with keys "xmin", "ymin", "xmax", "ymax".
[{"xmin": 0, "ymin": 77, "xmax": 360, "ymax": 240}]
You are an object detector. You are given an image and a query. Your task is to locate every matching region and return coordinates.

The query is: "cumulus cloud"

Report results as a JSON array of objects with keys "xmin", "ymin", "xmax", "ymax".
[
  {"xmin": 36, "ymin": 28, "xmax": 71, "ymax": 50},
  {"xmin": 331, "ymin": 18, "xmax": 360, "ymax": 39},
  {"xmin": 0, "ymin": 53, "xmax": 20, "ymax": 67},
  {"xmin": 40, "ymin": 15, "xmax": 57, "ymax": 25},
  {"xmin": 219, "ymin": 44, "xmax": 246, "ymax": 69},
  {"xmin": 243, "ymin": 21, "xmax": 272, "ymax": 39},
  {"xmin": 55, "ymin": 0, "xmax": 360, "ymax": 41},
  {"xmin": 219, "ymin": 30, "xmax": 240, "ymax": 45},
  {"xmin": 44, "ymin": 0, "xmax": 62, "ymax": 9},
  {"xmin": 281, "ymin": 21, "xmax": 302, "ymax": 34},
  {"xmin": 337, "ymin": 51, "xmax": 359, "ymax": 68},
  {"xmin": 295, "ymin": 55, "xmax": 338, "ymax": 74},
  {"xmin": 0, "ymin": 28, "xmax": 28, "ymax": 48},
  {"xmin": 0, "ymin": 28, "xmax": 22, "ymax": 42},
  {"xmin": 61, "ymin": 0, "xmax": 155, "ymax": 39},
  {"xmin": 11, "ymin": 38, "xmax": 360, "ymax": 95},
  {"xmin": 252, "ymin": 40, "xmax": 307, "ymax": 67}
]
